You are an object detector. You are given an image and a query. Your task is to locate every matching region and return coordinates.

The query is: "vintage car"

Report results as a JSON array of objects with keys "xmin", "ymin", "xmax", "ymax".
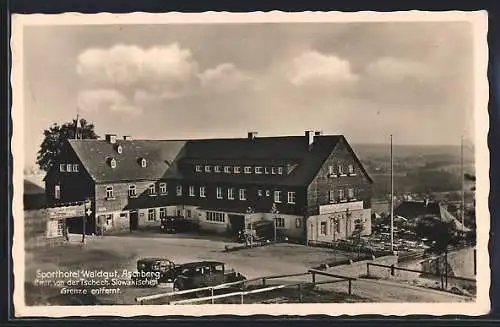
[
  {"xmin": 134, "ymin": 257, "xmax": 177, "ymax": 286},
  {"xmin": 172, "ymin": 261, "xmax": 246, "ymax": 291},
  {"xmin": 160, "ymin": 216, "xmax": 177, "ymax": 233},
  {"xmin": 237, "ymin": 220, "xmax": 276, "ymax": 243}
]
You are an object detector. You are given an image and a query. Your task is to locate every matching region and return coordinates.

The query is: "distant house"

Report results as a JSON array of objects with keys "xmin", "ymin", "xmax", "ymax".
[{"xmin": 44, "ymin": 131, "xmax": 373, "ymax": 243}]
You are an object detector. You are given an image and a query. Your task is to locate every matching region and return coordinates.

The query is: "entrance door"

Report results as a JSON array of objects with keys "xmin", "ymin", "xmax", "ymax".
[
  {"xmin": 228, "ymin": 214, "xmax": 245, "ymax": 236},
  {"xmin": 130, "ymin": 211, "xmax": 138, "ymax": 231}
]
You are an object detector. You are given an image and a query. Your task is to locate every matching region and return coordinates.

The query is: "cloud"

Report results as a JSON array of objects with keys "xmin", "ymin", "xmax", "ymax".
[
  {"xmin": 364, "ymin": 57, "xmax": 434, "ymax": 82},
  {"xmin": 77, "ymin": 89, "xmax": 140, "ymax": 114},
  {"xmin": 199, "ymin": 63, "xmax": 253, "ymax": 92},
  {"xmin": 288, "ymin": 51, "xmax": 358, "ymax": 87}
]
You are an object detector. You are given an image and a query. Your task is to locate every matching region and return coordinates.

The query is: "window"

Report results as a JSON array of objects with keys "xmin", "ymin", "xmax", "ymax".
[
  {"xmin": 234, "ymin": 166, "xmax": 241, "ymax": 174},
  {"xmin": 176, "ymin": 185, "xmax": 182, "ymax": 196},
  {"xmin": 348, "ymin": 188, "xmax": 355, "ymax": 199},
  {"xmin": 141, "ymin": 158, "xmax": 147, "ymax": 168},
  {"xmin": 110, "ymin": 158, "xmax": 117, "ymax": 169},
  {"xmin": 186, "ymin": 209, "xmax": 192, "ymax": 218},
  {"xmin": 72, "ymin": 164, "xmax": 79, "ymax": 172},
  {"xmin": 257, "ymin": 189, "xmax": 263, "ymax": 197},
  {"xmin": 264, "ymin": 167, "xmax": 270, "ymax": 174},
  {"xmin": 338, "ymin": 164, "xmax": 344, "ymax": 175},
  {"xmin": 176, "ymin": 209, "xmax": 183, "ymax": 217},
  {"xmin": 216, "ymin": 187, "xmax": 223, "ymax": 199},
  {"xmin": 200, "ymin": 186, "xmax": 206, "ymax": 198},
  {"xmin": 228, "ymin": 188, "xmax": 235, "ymax": 200},
  {"xmin": 128, "ymin": 185, "xmax": 137, "ymax": 197},
  {"xmin": 205, "ymin": 165, "xmax": 211, "ymax": 173},
  {"xmin": 148, "ymin": 184, "xmax": 156, "ymax": 196},
  {"xmin": 206, "ymin": 211, "xmax": 225, "ymax": 223},
  {"xmin": 277, "ymin": 167, "xmax": 283, "ymax": 175},
  {"xmin": 275, "ymin": 217, "xmax": 285, "ymax": 228},
  {"xmin": 255, "ymin": 167, "xmax": 263, "ymax": 174},
  {"xmin": 224, "ymin": 166, "xmax": 231, "ymax": 173},
  {"xmin": 244, "ymin": 166, "xmax": 252, "ymax": 174},
  {"xmin": 160, "ymin": 183, "xmax": 167, "ymax": 194},
  {"xmin": 339, "ymin": 189, "xmax": 345, "ymax": 200},
  {"xmin": 328, "ymin": 165, "xmax": 335, "ymax": 176},
  {"xmin": 148, "ymin": 209, "xmax": 156, "ymax": 221},
  {"xmin": 320, "ymin": 221, "xmax": 327, "ymax": 235},
  {"xmin": 66, "ymin": 164, "xmax": 72, "ymax": 172},
  {"xmin": 117, "ymin": 145, "xmax": 123, "ymax": 154},
  {"xmin": 54, "ymin": 185, "xmax": 61, "ymax": 199},
  {"xmin": 348, "ymin": 164, "xmax": 354, "ymax": 175},
  {"xmin": 287, "ymin": 192, "xmax": 296, "ymax": 204},
  {"xmin": 59, "ymin": 164, "xmax": 65, "ymax": 172},
  {"xmin": 271, "ymin": 167, "xmax": 276, "ymax": 175},
  {"xmin": 195, "ymin": 165, "xmax": 202, "ymax": 172},
  {"xmin": 214, "ymin": 165, "xmax": 221, "ymax": 173},
  {"xmin": 295, "ymin": 218, "xmax": 302, "ymax": 228},
  {"xmin": 106, "ymin": 186, "xmax": 114, "ymax": 199},
  {"xmin": 239, "ymin": 189, "xmax": 247, "ymax": 201},
  {"xmin": 274, "ymin": 190, "xmax": 281, "ymax": 203},
  {"xmin": 266, "ymin": 190, "xmax": 270, "ymax": 197},
  {"xmin": 329, "ymin": 190, "xmax": 336, "ymax": 203},
  {"xmin": 189, "ymin": 186, "xmax": 195, "ymax": 197},
  {"xmin": 159, "ymin": 207, "xmax": 167, "ymax": 219}
]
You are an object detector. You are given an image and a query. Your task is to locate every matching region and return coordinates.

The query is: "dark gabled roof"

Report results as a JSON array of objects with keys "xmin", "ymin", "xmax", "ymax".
[
  {"xmin": 394, "ymin": 201, "xmax": 441, "ymax": 219},
  {"xmin": 68, "ymin": 139, "xmax": 186, "ymax": 183}
]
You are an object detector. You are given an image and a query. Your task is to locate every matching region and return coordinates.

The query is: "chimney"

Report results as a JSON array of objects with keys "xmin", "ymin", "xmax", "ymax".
[
  {"xmin": 123, "ymin": 135, "xmax": 132, "ymax": 141},
  {"xmin": 105, "ymin": 134, "xmax": 117, "ymax": 144},
  {"xmin": 305, "ymin": 130, "xmax": 314, "ymax": 146},
  {"xmin": 248, "ymin": 131, "xmax": 258, "ymax": 140}
]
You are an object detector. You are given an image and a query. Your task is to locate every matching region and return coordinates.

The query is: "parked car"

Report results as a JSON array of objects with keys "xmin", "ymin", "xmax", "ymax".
[
  {"xmin": 172, "ymin": 261, "xmax": 246, "ymax": 291},
  {"xmin": 134, "ymin": 257, "xmax": 177, "ymax": 286},
  {"xmin": 237, "ymin": 220, "xmax": 277, "ymax": 243},
  {"xmin": 160, "ymin": 216, "xmax": 177, "ymax": 233}
]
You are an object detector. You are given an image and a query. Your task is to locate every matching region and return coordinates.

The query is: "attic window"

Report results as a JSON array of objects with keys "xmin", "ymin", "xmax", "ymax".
[
  {"xmin": 140, "ymin": 158, "xmax": 147, "ymax": 168},
  {"xmin": 116, "ymin": 145, "xmax": 123, "ymax": 154},
  {"xmin": 109, "ymin": 158, "xmax": 117, "ymax": 169}
]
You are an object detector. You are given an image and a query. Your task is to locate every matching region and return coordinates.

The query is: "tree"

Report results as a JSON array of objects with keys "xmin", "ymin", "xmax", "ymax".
[{"xmin": 36, "ymin": 118, "xmax": 99, "ymax": 172}]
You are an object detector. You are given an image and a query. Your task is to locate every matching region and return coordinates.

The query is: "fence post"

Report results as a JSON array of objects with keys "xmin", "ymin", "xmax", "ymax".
[
  {"xmin": 262, "ymin": 278, "xmax": 266, "ymax": 286},
  {"xmin": 211, "ymin": 288, "xmax": 214, "ymax": 304},
  {"xmin": 440, "ymin": 274, "xmax": 444, "ymax": 290},
  {"xmin": 348, "ymin": 280, "xmax": 352, "ymax": 295},
  {"xmin": 240, "ymin": 292, "xmax": 244, "ymax": 304},
  {"xmin": 390, "ymin": 264, "xmax": 395, "ymax": 276},
  {"xmin": 312, "ymin": 272, "xmax": 316, "ymax": 285},
  {"xmin": 298, "ymin": 284, "xmax": 303, "ymax": 303},
  {"xmin": 366, "ymin": 263, "xmax": 370, "ymax": 277}
]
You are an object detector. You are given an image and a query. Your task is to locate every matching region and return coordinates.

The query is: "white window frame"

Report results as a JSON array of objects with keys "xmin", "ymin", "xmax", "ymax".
[
  {"xmin": 214, "ymin": 165, "xmax": 221, "ymax": 173},
  {"xmin": 159, "ymin": 182, "xmax": 167, "ymax": 194},
  {"xmin": 159, "ymin": 207, "xmax": 167, "ymax": 219},
  {"xmin": 148, "ymin": 184, "xmax": 156, "ymax": 196},
  {"xmin": 255, "ymin": 166, "xmax": 263, "ymax": 174},
  {"xmin": 205, "ymin": 165, "xmax": 211, "ymax": 173},
  {"xmin": 348, "ymin": 188, "xmax": 355, "ymax": 199},
  {"xmin": 277, "ymin": 167, "xmax": 283, "ymax": 175},
  {"xmin": 339, "ymin": 189, "xmax": 345, "ymax": 201},
  {"xmin": 176, "ymin": 185, "xmax": 182, "ymax": 196},
  {"xmin": 224, "ymin": 166, "xmax": 232, "ymax": 173},
  {"xmin": 141, "ymin": 158, "xmax": 147, "ymax": 168},
  {"xmin": 271, "ymin": 167, "xmax": 276, "ymax": 175},
  {"xmin": 328, "ymin": 165, "xmax": 336, "ymax": 176},
  {"xmin": 106, "ymin": 186, "xmax": 114, "ymax": 199},
  {"xmin": 228, "ymin": 188, "xmax": 235, "ymax": 200},
  {"xmin": 216, "ymin": 187, "xmax": 223, "ymax": 199},
  {"xmin": 72, "ymin": 164, "xmax": 79, "ymax": 172},
  {"xmin": 244, "ymin": 166, "xmax": 252, "ymax": 174},
  {"xmin": 264, "ymin": 167, "xmax": 270, "ymax": 174},
  {"xmin": 117, "ymin": 145, "xmax": 123, "ymax": 154},
  {"xmin": 196, "ymin": 165, "xmax": 202, "ymax": 172},
  {"xmin": 189, "ymin": 186, "xmax": 195, "ymax": 197},
  {"xmin": 275, "ymin": 217, "xmax": 285, "ymax": 228},
  {"xmin": 266, "ymin": 190, "xmax": 270, "ymax": 197},
  {"xmin": 59, "ymin": 164, "xmax": 65, "ymax": 172},
  {"xmin": 338, "ymin": 164, "xmax": 344, "ymax": 175},
  {"xmin": 234, "ymin": 166, "xmax": 241, "ymax": 174},
  {"xmin": 239, "ymin": 189, "xmax": 247, "ymax": 201},
  {"xmin": 54, "ymin": 185, "xmax": 61, "ymax": 199},
  {"xmin": 274, "ymin": 190, "xmax": 281, "ymax": 203},
  {"xmin": 200, "ymin": 186, "xmax": 206, "ymax": 198},
  {"xmin": 148, "ymin": 209, "xmax": 156, "ymax": 221},
  {"xmin": 206, "ymin": 211, "xmax": 225, "ymax": 223},
  {"xmin": 257, "ymin": 189, "xmax": 263, "ymax": 197},
  {"xmin": 128, "ymin": 184, "xmax": 137, "ymax": 198},
  {"xmin": 110, "ymin": 158, "xmax": 117, "ymax": 169},
  {"xmin": 329, "ymin": 190, "xmax": 336, "ymax": 203},
  {"xmin": 348, "ymin": 164, "xmax": 355, "ymax": 175},
  {"xmin": 320, "ymin": 221, "xmax": 327, "ymax": 235},
  {"xmin": 287, "ymin": 191, "xmax": 296, "ymax": 204},
  {"xmin": 66, "ymin": 164, "xmax": 72, "ymax": 172}
]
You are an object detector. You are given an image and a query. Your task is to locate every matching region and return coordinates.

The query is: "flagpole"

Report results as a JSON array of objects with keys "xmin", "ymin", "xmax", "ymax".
[{"xmin": 390, "ymin": 134, "xmax": 394, "ymax": 253}]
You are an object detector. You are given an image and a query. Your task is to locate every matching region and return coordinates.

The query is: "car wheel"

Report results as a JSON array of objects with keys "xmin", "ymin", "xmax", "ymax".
[{"xmin": 173, "ymin": 279, "xmax": 183, "ymax": 292}]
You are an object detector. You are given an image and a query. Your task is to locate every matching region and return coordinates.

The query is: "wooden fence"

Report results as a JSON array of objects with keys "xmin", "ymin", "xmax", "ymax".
[{"xmin": 135, "ymin": 270, "xmax": 357, "ymax": 305}]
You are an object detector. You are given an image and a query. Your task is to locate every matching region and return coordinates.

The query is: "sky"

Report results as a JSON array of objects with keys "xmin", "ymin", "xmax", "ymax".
[{"xmin": 22, "ymin": 21, "xmax": 476, "ymax": 169}]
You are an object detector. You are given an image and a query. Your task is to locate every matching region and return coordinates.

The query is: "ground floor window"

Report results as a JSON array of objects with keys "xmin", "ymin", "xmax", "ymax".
[
  {"xmin": 275, "ymin": 217, "xmax": 285, "ymax": 228},
  {"xmin": 295, "ymin": 218, "xmax": 302, "ymax": 228},
  {"xmin": 206, "ymin": 211, "xmax": 225, "ymax": 223},
  {"xmin": 320, "ymin": 221, "xmax": 327, "ymax": 235},
  {"xmin": 159, "ymin": 207, "xmax": 167, "ymax": 219},
  {"xmin": 186, "ymin": 209, "xmax": 192, "ymax": 218},
  {"xmin": 148, "ymin": 209, "xmax": 156, "ymax": 221}
]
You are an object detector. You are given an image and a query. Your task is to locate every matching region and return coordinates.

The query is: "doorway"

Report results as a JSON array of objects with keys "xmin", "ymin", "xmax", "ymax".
[
  {"xmin": 228, "ymin": 214, "xmax": 245, "ymax": 236},
  {"xmin": 129, "ymin": 211, "xmax": 138, "ymax": 231}
]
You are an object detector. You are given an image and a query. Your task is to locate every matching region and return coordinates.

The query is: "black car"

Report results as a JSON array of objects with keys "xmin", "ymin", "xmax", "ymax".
[
  {"xmin": 172, "ymin": 261, "xmax": 246, "ymax": 291},
  {"xmin": 237, "ymin": 220, "xmax": 276, "ymax": 243},
  {"xmin": 134, "ymin": 257, "xmax": 177, "ymax": 286},
  {"xmin": 160, "ymin": 216, "xmax": 177, "ymax": 233}
]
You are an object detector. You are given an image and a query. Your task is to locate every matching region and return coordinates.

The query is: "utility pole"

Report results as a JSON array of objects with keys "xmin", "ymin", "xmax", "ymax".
[
  {"xmin": 461, "ymin": 135, "xmax": 465, "ymax": 234},
  {"xmin": 271, "ymin": 203, "xmax": 278, "ymax": 243},
  {"xmin": 390, "ymin": 134, "xmax": 394, "ymax": 253},
  {"xmin": 83, "ymin": 199, "xmax": 91, "ymax": 243}
]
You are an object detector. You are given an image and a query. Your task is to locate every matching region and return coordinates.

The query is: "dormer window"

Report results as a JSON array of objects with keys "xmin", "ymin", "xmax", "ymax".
[
  {"xmin": 234, "ymin": 166, "xmax": 241, "ymax": 174},
  {"xmin": 277, "ymin": 167, "xmax": 283, "ymax": 175},
  {"xmin": 116, "ymin": 145, "xmax": 123, "ymax": 154},
  {"xmin": 244, "ymin": 166, "xmax": 252, "ymax": 174},
  {"xmin": 271, "ymin": 167, "xmax": 276, "ymax": 175},
  {"xmin": 59, "ymin": 164, "xmax": 65, "ymax": 172},
  {"xmin": 348, "ymin": 164, "xmax": 355, "ymax": 175},
  {"xmin": 140, "ymin": 158, "xmax": 147, "ymax": 168},
  {"xmin": 255, "ymin": 167, "xmax": 263, "ymax": 174},
  {"xmin": 195, "ymin": 165, "xmax": 202, "ymax": 172},
  {"xmin": 109, "ymin": 158, "xmax": 117, "ymax": 169},
  {"xmin": 224, "ymin": 166, "xmax": 231, "ymax": 174},
  {"xmin": 338, "ymin": 165, "xmax": 344, "ymax": 175},
  {"xmin": 264, "ymin": 167, "xmax": 270, "ymax": 174},
  {"xmin": 214, "ymin": 165, "xmax": 221, "ymax": 173},
  {"xmin": 205, "ymin": 165, "xmax": 211, "ymax": 173}
]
